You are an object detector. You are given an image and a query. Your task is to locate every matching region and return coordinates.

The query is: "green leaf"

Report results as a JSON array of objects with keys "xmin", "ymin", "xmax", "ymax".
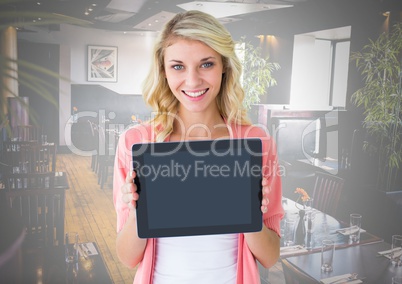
[{"xmin": 350, "ymin": 22, "xmax": 402, "ymax": 191}]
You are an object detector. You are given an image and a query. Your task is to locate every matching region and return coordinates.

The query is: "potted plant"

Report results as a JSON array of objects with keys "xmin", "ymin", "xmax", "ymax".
[
  {"xmin": 350, "ymin": 22, "xmax": 402, "ymax": 192},
  {"xmin": 238, "ymin": 37, "xmax": 280, "ymax": 110}
]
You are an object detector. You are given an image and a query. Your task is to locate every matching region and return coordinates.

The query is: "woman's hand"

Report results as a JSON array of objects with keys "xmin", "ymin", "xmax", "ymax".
[
  {"xmin": 245, "ymin": 176, "xmax": 280, "ymax": 268},
  {"xmin": 116, "ymin": 170, "xmax": 147, "ymax": 268},
  {"xmin": 121, "ymin": 171, "xmax": 139, "ymax": 211},
  {"xmin": 261, "ymin": 177, "xmax": 271, "ymax": 214}
]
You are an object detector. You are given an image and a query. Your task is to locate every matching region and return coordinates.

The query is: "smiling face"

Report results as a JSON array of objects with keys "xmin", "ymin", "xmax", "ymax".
[{"xmin": 164, "ymin": 39, "xmax": 224, "ymax": 117}]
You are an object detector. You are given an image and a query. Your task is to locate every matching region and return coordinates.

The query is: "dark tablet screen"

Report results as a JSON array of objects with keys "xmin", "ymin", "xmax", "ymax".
[{"xmin": 132, "ymin": 138, "xmax": 263, "ymax": 238}]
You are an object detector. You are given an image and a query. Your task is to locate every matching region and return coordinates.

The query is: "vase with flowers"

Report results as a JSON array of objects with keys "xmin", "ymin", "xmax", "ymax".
[
  {"xmin": 294, "ymin": 187, "xmax": 312, "ymax": 246},
  {"xmin": 130, "ymin": 114, "xmax": 143, "ymax": 125},
  {"xmin": 72, "ymin": 106, "xmax": 78, "ymax": 123}
]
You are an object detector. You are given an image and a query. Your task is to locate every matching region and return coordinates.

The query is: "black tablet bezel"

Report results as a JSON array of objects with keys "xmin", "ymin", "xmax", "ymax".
[{"xmin": 132, "ymin": 138, "xmax": 263, "ymax": 238}]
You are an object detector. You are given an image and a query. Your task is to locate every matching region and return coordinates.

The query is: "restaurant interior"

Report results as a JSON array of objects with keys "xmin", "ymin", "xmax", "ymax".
[{"xmin": 1, "ymin": 0, "xmax": 402, "ymax": 283}]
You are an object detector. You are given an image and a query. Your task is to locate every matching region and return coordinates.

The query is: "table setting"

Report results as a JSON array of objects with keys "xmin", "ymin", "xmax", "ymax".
[
  {"xmin": 320, "ymin": 273, "xmax": 365, "ymax": 284},
  {"xmin": 280, "ymin": 245, "xmax": 309, "ymax": 257},
  {"xmin": 377, "ymin": 235, "xmax": 402, "ymax": 266},
  {"xmin": 78, "ymin": 242, "xmax": 99, "ymax": 258},
  {"xmin": 285, "ymin": 240, "xmax": 402, "ymax": 284},
  {"xmin": 377, "ymin": 247, "xmax": 402, "ymax": 259},
  {"xmin": 332, "ymin": 227, "xmax": 366, "ymax": 236}
]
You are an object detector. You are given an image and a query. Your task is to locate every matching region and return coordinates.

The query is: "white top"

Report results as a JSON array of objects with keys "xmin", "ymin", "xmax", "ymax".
[{"xmin": 153, "ymin": 234, "xmax": 239, "ymax": 284}]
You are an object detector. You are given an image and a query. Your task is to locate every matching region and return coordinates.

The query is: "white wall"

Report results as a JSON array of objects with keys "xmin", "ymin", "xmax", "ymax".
[
  {"xmin": 18, "ymin": 24, "xmax": 157, "ymax": 145},
  {"xmin": 289, "ymin": 35, "xmax": 331, "ymax": 108},
  {"xmin": 18, "ymin": 24, "xmax": 157, "ymax": 95}
]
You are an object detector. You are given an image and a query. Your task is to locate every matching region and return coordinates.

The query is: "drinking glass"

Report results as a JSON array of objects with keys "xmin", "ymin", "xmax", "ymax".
[
  {"xmin": 349, "ymin": 213, "xmax": 362, "ymax": 242},
  {"xmin": 321, "ymin": 239, "xmax": 335, "ymax": 272},
  {"xmin": 284, "ymin": 219, "xmax": 296, "ymax": 246},
  {"xmin": 305, "ymin": 210, "xmax": 316, "ymax": 233},
  {"xmin": 391, "ymin": 235, "xmax": 402, "ymax": 266},
  {"xmin": 304, "ymin": 210, "xmax": 316, "ymax": 250},
  {"xmin": 65, "ymin": 232, "xmax": 79, "ymax": 283},
  {"xmin": 65, "ymin": 232, "xmax": 79, "ymax": 264}
]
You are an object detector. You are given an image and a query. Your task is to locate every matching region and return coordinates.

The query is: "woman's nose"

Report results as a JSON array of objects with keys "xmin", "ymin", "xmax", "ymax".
[{"xmin": 185, "ymin": 68, "xmax": 202, "ymax": 86}]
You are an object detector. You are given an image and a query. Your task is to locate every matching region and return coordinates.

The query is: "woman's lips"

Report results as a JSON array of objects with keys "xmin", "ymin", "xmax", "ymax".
[{"xmin": 182, "ymin": 89, "xmax": 208, "ymax": 98}]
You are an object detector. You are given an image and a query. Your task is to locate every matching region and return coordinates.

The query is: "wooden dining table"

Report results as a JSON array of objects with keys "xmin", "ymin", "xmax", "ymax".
[
  {"xmin": 280, "ymin": 197, "xmax": 382, "ymax": 256},
  {"xmin": 285, "ymin": 241, "xmax": 402, "ymax": 283},
  {"xmin": 22, "ymin": 242, "xmax": 113, "ymax": 283}
]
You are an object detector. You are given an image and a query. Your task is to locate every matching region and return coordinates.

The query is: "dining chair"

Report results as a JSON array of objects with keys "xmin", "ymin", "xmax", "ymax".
[
  {"xmin": 5, "ymin": 187, "xmax": 66, "ymax": 248},
  {"xmin": 311, "ymin": 171, "xmax": 345, "ymax": 217},
  {"xmin": 97, "ymin": 125, "xmax": 119, "ymax": 189},
  {"xmin": 2, "ymin": 172, "xmax": 55, "ymax": 191},
  {"xmin": 3, "ymin": 172, "xmax": 65, "ymax": 248},
  {"xmin": 13, "ymin": 125, "xmax": 41, "ymax": 142},
  {"xmin": 2, "ymin": 142, "xmax": 56, "ymax": 174},
  {"xmin": 87, "ymin": 120, "xmax": 99, "ymax": 172},
  {"xmin": 281, "ymin": 259, "xmax": 318, "ymax": 284},
  {"xmin": 2, "ymin": 141, "xmax": 37, "ymax": 172}
]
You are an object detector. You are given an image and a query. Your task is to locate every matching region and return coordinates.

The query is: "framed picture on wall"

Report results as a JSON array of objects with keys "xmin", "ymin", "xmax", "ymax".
[{"xmin": 87, "ymin": 45, "xmax": 117, "ymax": 82}]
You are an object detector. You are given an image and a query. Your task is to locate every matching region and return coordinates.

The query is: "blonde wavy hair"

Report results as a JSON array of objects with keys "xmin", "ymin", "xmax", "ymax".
[{"xmin": 142, "ymin": 10, "xmax": 250, "ymax": 142}]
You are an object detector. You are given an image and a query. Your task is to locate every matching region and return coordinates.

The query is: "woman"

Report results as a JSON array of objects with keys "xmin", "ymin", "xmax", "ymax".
[{"xmin": 113, "ymin": 10, "xmax": 284, "ymax": 284}]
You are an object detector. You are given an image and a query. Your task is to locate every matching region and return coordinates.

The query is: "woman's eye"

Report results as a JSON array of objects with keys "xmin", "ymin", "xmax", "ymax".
[
  {"xmin": 172, "ymin": 65, "xmax": 184, "ymax": 70},
  {"xmin": 201, "ymin": 62, "xmax": 213, "ymax": 68}
]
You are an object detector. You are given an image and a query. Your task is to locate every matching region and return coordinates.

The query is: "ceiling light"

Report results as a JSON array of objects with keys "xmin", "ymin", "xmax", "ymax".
[
  {"xmin": 178, "ymin": 2, "xmax": 292, "ymax": 19},
  {"xmin": 92, "ymin": 3, "xmax": 97, "ymax": 6},
  {"xmin": 134, "ymin": 11, "xmax": 176, "ymax": 31},
  {"xmin": 383, "ymin": 11, "xmax": 390, "ymax": 17},
  {"xmin": 88, "ymin": 8, "xmax": 93, "ymax": 12},
  {"xmin": 85, "ymin": 11, "xmax": 89, "ymax": 15}
]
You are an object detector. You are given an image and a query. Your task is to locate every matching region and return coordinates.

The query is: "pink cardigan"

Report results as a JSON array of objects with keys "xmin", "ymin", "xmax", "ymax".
[{"xmin": 113, "ymin": 122, "xmax": 284, "ymax": 284}]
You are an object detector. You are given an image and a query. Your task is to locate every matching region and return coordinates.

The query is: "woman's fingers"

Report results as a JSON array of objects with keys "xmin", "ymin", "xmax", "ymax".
[
  {"xmin": 261, "ymin": 177, "xmax": 271, "ymax": 214},
  {"xmin": 122, "ymin": 170, "xmax": 138, "ymax": 209},
  {"xmin": 261, "ymin": 196, "xmax": 269, "ymax": 213},
  {"xmin": 126, "ymin": 170, "xmax": 136, "ymax": 182},
  {"xmin": 261, "ymin": 177, "xmax": 272, "ymax": 194}
]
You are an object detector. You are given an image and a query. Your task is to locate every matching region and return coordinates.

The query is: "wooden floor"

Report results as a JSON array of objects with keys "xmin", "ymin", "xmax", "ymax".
[
  {"xmin": 58, "ymin": 154, "xmax": 135, "ymax": 283},
  {"xmin": 59, "ymin": 153, "xmax": 285, "ymax": 284}
]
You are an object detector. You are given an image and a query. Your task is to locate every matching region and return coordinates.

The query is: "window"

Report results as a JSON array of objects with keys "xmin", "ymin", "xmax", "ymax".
[{"xmin": 290, "ymin": 26, "xmax": 351, "ymax": 109}]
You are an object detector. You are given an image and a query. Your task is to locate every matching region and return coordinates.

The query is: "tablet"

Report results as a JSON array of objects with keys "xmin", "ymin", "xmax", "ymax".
[{"xmin": 132, "ymin": 138, "xmax": 263, "ymax": 238}]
